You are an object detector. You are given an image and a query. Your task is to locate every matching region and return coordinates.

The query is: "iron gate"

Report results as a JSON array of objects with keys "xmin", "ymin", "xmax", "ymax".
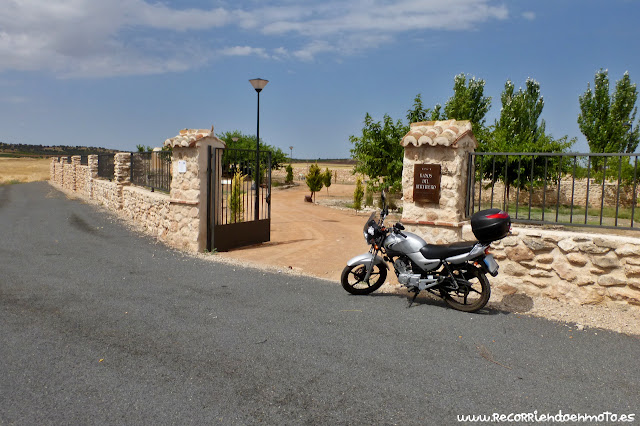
[{"xmin": 207, "ymin": 147, "xmax": 271, "ymax": 252}]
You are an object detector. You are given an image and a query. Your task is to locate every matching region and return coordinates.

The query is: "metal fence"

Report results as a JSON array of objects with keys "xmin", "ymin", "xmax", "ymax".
[
  {"xmin": 213, "ymin": 148, "xmax": 272, "ymax": 224},
  {"xmin": 466, "ymin": 152, "xmax": 640, "ymax": 230},
  {"xmin": 97, "ymin": 154, "xmax": 115, "ymax": 180},
  {"xmin": 130, "ymin": 151, "xmax": 172, "ymax": 193}
]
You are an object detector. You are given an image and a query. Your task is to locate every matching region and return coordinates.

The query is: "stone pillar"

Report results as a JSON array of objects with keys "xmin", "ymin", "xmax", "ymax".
[
  {"xmin": 88, "ymin": 155, "xmax": 98, "ymax": 178},
  {"xmin": 163, "ymin": 128, "xmax": 226, "ymax": 252},
  {"xmin": 114, "ymin": 152, "xmax": 131, "ymax": 210},
  {"xmin": 400, "ymin": 120, "xmax": 478, "ymax": 243},
  {"xmin": 71, "ymin": 155, "xmax": 81, "ymax": 192},
  {"xmin": 59, "ymin": 157, "xmax": 66, "ymax": 187}
]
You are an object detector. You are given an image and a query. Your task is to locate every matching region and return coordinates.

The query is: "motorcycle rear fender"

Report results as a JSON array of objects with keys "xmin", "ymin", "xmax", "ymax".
[{"xmin": 346, "ymin": 253, "xmax": 389, "ymax": 270}]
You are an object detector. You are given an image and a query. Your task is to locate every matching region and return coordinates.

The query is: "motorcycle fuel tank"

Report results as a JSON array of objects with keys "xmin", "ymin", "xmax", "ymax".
[{"xmin": 384, "ymin": 231, "xmax": 427, "ymax": 254}]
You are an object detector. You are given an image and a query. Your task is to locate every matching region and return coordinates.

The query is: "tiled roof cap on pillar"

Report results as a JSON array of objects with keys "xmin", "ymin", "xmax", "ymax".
[
  {"xmin": 401, "ymin": 119, "xmax": 477, "ymax": 149},
  {"xmin": 163, "ymin": 126, "xmax": 225, "ymax": 148}
]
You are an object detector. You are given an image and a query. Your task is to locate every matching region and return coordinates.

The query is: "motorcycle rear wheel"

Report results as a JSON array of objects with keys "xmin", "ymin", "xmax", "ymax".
[
  {"xmin": 340, "ymin": 264, "xmax": 387, "ymax": 295},
  {"xmin": 441, "ymin": 267, "xmax": 490, "ymax": 313}
]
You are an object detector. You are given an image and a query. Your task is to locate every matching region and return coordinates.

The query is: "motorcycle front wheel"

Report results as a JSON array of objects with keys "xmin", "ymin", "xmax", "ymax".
[
  {"xmin": 340, "ymin": 264, "xmax": 387, "ymax": 295},
  {"xmin": 441, "ymin": 267, "xmax": 490, "ymax": 313}
]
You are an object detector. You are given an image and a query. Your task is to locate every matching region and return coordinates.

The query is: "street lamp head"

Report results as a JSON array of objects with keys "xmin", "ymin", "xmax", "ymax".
[{"xmin": 249, "ymin": 78, "xmax": 269, "ymax": 93}]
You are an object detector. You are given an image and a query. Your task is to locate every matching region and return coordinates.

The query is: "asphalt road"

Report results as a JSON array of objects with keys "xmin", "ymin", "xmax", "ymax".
[{"xmin": 1, "ymin": 182, "xmax": 639, "ymax": 425}]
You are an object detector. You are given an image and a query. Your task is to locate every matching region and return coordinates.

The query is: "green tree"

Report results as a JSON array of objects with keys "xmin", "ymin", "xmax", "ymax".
[
  {"xmin": 219, "ymin": 130, "xmax": 288, "ymax": 170},
  {"xmin": 444, "ymin": 73, "xmax": 492, "ymax": 129},
  {"xmin": 285, "ymin": 164, "xmax": 294, "ymax": 184},
  {"xmin": 482, "ymin": 79, "xmax": 574, "ymax": 193},
  {"xmin": 349, "ymin": 113, "xmax": 407, "ymax": 192},
  {"xmin": 406, "ymin": 94, "xmax": 444, "ymax": 123},
  {"xmin": 305, "ymin": 163, "xmax": 323, "ymax": 202},
  {"xmin": 578, "ymin": 69, "xmax": 639, "ymax": 153},
  {"xmin": 353, "ymin": 177, "xmax": 364, "ymax": 212},
  {"xmin": 406, "ymin": 94, "xmax": 431, "ymax": 123},
  {"xmin": 322, "ymin": 168, "xmax": 332, "ymax": 193},
  {"xmin": 228, "ymin": 170, "xmax": 245, "ymax": 223}
]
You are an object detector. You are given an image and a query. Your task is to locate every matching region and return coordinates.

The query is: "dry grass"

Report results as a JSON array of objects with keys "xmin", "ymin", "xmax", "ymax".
[{"xmin": 0, "ymin": 157, "xmax": 51, "ymax": 185}]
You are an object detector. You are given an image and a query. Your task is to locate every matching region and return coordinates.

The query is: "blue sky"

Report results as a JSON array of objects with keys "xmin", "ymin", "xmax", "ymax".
[{"xmin": 1, "ymin": 0, "xmax": 639, "ymax": 159}]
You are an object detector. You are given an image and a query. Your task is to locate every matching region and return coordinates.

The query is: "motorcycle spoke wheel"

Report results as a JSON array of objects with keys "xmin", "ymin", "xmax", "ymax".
[
  {"xmin": 441, "ymin": 268, "xmax": 490, "ymax": 313},
  {"xmin": 340, "ymin": 264, "xmax": 387, "ymax": 295}
]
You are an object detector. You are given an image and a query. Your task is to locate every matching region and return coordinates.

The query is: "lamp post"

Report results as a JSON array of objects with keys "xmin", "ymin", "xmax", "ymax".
[
  {"xmin": 289, "ymin": 146, "xmax": 293, "ymax": 162},
  {"xmin": 249, "ymin": 78, "xmax": 268, "ymax": 221}
]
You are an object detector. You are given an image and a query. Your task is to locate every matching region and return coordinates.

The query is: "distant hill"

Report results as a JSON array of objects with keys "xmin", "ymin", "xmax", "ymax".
[{"xmin": 0, "ymin": 143, "xmax": 119, "ymax": 158}]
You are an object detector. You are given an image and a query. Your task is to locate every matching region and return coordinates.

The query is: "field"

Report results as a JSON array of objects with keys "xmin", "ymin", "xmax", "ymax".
[{"xmin": 0, "ymin": 157, "xmax": 51, "ymax": 185}]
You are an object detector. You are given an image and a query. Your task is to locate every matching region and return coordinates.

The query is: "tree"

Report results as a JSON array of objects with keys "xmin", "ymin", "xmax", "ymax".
[
  {"xmin": 322, "ymin": 168, "xmax": 332, "ymax": 193},
  {"xmin": 482, "ymin": 79, "xmax": 574, "ymax": 194},
  {"xmin": 406, "ymin": 94, "xmax": 444, "ymax": 123},
  {"xmin": 305, "ymin": 163, "xmax": 323, "ymax": 202},
  {"xmin": 219, "ymin": 130, "xmax": 288, "ymax": 170},
  {"xmin": 353, "ymin": 177, "xmax": 364, "ymax": 212},
  {"xmin": 578, "ymin": 69, "xmax": 639, "ymax": 153},
  {"xmin": 228, "ymin": 170, "xmax": 245, "ymax": 223},
  {"xmin": 444, "ymin": 73, "xmax": 492, "ymax": 130},
  {"xmin": 285, "ymin": 164, "xmax": 294, "ymax": 184},
  {"xmin": 349, "ymin": 113, "xmax": 407, "ymax": 193},
  {"xmin": 406, "ymin": 94, "xmax": 431, "ymax": 123}
]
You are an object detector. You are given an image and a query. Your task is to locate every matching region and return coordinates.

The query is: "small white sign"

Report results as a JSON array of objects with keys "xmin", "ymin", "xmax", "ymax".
[{"xmin": 178, "ymin": 160, "xmax": 187, "ymax": 173}]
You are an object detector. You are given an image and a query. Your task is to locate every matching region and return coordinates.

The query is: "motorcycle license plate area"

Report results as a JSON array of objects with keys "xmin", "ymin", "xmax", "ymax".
[{"xmin": 483, "ymin": 254, "xmax": 499, "ymax": 276}]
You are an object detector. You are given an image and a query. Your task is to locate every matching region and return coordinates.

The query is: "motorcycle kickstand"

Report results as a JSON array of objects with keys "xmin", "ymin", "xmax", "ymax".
[{"xmin": 407, "ymin": 289, "xmax": 420, "ymax": 308}]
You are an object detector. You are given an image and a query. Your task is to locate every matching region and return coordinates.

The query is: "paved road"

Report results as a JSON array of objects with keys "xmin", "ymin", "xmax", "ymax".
[{"xmin": 1, "ymin": 182, "xmax": 638, "ymax": 425}]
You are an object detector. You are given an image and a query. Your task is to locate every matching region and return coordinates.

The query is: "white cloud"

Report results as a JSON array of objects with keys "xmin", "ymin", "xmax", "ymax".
[
  {"xmin": 522, "ymin": 11, "xmax": 536, "ymax": 21},
  {"xmin": 219, "ymin": 46, "xmax": 270, "ymax": 59},
  {"xmin": 0, "ymin": 0, "xmax": 510, "ymax": 77}
]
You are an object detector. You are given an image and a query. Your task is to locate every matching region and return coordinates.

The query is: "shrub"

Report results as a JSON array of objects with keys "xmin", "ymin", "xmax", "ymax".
[{"xmin": 354, "ymin": 178, "xmax": 364, "ymax": 212}]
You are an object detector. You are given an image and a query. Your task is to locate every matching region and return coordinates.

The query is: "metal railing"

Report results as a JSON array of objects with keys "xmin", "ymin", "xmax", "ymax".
[
  {"xmin": 213, "ymin": 148, "xmax": 272, "ymax": 225},
  {"xmin": 130, "ymin": 151, "xmax": 172, "ymax": 193},
  {"xmin": 97, "ymin": 154, "xmax": 115, "ymax": 180},
  {"xmin": 466, "ymin": 152, "xmax": 640, "ymax": 230}
]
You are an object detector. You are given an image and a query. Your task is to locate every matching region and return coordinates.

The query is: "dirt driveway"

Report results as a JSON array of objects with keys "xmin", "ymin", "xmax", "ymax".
[{"xmin": 218, "ymin": 183, "xmax": 370, "ymax": 282}]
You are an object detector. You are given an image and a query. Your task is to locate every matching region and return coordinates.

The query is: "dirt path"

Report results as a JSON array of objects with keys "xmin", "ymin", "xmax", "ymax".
[{"xmin": 218, "ymin": 183, "xmax": 369, "ymax": 281}]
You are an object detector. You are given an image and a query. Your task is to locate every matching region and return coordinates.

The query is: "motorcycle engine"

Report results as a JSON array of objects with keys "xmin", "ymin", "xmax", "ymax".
[
  {"xmin": 394, "ymin": 257, "xmax": 420, "ymax": 286},
  {"xmin": 394, "ymin": 257, "xmax": 438, "ymax": 290}
]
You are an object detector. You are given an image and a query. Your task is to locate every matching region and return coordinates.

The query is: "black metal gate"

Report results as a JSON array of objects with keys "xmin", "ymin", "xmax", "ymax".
[{"xmin": 207, "ymin": 147, "xmax": 271, "ymax": 252}]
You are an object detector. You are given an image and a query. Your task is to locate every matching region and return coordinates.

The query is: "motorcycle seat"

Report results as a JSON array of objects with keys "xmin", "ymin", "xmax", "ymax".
[{"xmin": 420, "ymin": 241, "xmax": 479, "ymax": 260}]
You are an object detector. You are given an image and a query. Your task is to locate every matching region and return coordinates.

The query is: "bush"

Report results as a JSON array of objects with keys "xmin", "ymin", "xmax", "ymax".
[
  {"xmin": 285, "ymin": 164, "xmax": 294, "ymax": 184},
  {"xmin": 353, "ymin": 178, "xmax": 364, "ymax": 212},
  {"xmin": 228, "ymin": 171, "xmax": 245, "ymax": 223}
]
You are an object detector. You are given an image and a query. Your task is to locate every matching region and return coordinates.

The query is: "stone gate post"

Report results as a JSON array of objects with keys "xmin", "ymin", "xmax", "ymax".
[
  {"xmin": 400, "ymin": 120, "xmax": 478, "ymax": 243},
  {"xmin": 163, "ymin": 128, "xmax": 226, "ymax": 252}
]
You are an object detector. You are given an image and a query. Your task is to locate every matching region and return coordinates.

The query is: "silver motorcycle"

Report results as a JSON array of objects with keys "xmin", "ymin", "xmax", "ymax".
[{"xmin": 341, "ymin": 193, "xmax": 510, "ymax": 312}]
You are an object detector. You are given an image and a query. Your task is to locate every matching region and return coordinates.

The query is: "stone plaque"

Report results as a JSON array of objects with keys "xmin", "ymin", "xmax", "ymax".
[{"xmin": 413, "ymin": 164, "xmax": 441, "ymax": 203}]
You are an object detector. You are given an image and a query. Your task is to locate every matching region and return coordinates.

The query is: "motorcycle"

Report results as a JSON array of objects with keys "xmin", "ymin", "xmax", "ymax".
[{"xmin": 340, "ymin": 192, "xmax": 511, "ymax": 312}]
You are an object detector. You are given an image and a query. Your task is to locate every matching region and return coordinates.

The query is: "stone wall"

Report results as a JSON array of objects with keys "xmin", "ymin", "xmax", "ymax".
[
  {"xmin": 272, "ymin": 165, "xmax": 361, "ymax": 184},
  {"xmin": 461, "ymin": 225, "xmax": 640, "ymax": 307},
  {"xmin": 49, "ymin": 128, "xmax": 226, "ymax": 253}
]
